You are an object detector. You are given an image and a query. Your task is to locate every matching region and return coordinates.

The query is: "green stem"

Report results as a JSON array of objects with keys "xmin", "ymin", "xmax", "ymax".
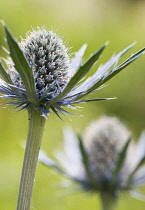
[
  {"xmin": 100, "ymin": 192, "xmax": 117, "ymax": 210},
  {"xmin": 17, "ymin": 106, "xmax": 46, "ymax": 210}
]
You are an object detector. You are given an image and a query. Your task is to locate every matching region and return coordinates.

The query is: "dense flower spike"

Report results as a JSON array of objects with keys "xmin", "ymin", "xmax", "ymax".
[
  {"xmin": 39, "ymin": 117, "xmax": 145, "ymax": 200},
  {"xmin": 19, "ymin": 29, "xmax": 70, "ymax": 95},
  {"xmin": 0, "ymin": 25, "xmax": 145, "ymax": 117},
  {"xmin": 83, "ymin": 117, "xmax": 132, "ymax": 186}
]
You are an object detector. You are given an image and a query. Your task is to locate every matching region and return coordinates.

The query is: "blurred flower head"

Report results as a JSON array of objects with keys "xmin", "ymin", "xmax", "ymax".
[
  {"xmin": 39, "ymin": 117, "xmax": 145, "ymax": 200},
  {"xmin": 0, "ymin": 24, "xmax": 144, "ymax": 117}
]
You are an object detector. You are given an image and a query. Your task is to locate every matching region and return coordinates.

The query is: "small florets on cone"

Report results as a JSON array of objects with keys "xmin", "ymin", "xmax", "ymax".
[{"xmin": 7, "ymin": 28, "xmax": 71, "ymax": 99}]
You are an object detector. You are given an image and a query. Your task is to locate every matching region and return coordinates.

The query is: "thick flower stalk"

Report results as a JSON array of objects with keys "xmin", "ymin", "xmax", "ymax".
[
  {"xmin": 0, "ymin": 24, "xmax": 144, "ymax": 210},
  {"xmin": 39, "ymin": 117, "xmax": 145, "ymax": 210}
]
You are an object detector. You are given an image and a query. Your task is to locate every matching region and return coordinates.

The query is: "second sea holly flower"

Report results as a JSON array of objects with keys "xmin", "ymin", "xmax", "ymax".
[{"xmin": 39, "ymin": 117, "xmax": 145, "ymax": 209}]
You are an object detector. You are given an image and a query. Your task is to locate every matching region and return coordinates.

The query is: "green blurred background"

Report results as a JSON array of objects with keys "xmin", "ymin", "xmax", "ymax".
[{"xmin": 0, "ymin": 0, "xmax": 145, "ymax": 209}]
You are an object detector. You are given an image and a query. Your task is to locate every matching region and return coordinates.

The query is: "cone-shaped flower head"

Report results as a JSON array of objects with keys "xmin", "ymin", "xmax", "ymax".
[
  {"xmin": 83, "ymin": 117, "xmax": 132, "ymax": 187},
  {"xmin": 0, "ymin": 25, "xmax": 145, "ymax": 117},
  {"xmin": 18, "ymin": 29, "xmax": 70, "ymax": 96},
  {"xmin": 39, "ymin": 117, "xmax": 145, "ymax": 200},
  {"xmin": 83, "ymin": 117, "xmax": 136, "ymax": 190}
]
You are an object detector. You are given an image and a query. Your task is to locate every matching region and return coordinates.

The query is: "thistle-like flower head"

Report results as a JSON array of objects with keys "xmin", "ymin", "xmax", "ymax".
[
  {"xmin": 0, "ymin": 24, "xmax": 144, "ymax": 117},
  {"xmin": 39, "ymin": 117, "xmax": 145, "ymax": 200},
  {"xmin": 9, "ymin": 28, "xmax": 71, "ymax": 97},
  {"xmin": 83, "ymin": 117, "xmax": 132, "ymax": 186}
]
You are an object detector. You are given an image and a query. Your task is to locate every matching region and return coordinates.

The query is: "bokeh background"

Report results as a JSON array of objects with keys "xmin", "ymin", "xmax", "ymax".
[{"xmin": 0, "ymin": 0, "xmax": 145, "ymax": 209}]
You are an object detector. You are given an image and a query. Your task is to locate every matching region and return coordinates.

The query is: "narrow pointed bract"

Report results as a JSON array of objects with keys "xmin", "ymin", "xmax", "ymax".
[
  {"xmin": 0, "ymin": 25, "xmax": 144, "ymax": 118},
  {"xmin": 39, "ymin": 117, "xmax": 145, "ymax": 201}
]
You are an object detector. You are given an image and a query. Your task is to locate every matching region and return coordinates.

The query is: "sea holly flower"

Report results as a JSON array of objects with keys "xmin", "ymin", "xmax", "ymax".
[
  {"xmin": 0, "ymin": 24, "xmax": 144, "ymax": 210},
  {"xmin": 0, "ymin": 25, "xmax": 145, "ymax": 118},
  {"xmin": 39, "ymin": 117, "xmax": 145, "ymax": 210}
]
